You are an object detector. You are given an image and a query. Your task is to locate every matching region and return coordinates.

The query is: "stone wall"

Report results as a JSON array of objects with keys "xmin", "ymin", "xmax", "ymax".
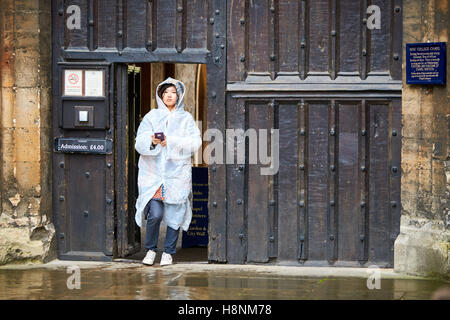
[
  {"xmin": 0, "ymin": 0, "xmax": 54, "ymax": 265},
  {"xmin": 394, "ymin": 0, "xmax": 449, "ymax": 278},
  {"xmin": 0, "ymin": 1, "xmax": 448, "ymax": 276}
]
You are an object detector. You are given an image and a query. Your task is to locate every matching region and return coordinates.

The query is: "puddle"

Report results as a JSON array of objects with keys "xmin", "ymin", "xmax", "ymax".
[{"xmin": 0, "ymin": 268, "xmax": 448, "ymax": 300}]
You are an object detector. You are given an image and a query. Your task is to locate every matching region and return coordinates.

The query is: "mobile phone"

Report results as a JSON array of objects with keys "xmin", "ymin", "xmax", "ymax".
[{"xmin": 154, "ymin": 132, "xmax": 165, "ymax": 141}]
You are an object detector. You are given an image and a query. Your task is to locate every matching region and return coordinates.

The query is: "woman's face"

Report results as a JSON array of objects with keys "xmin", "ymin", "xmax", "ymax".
[{"xmin": 162, "ymin": 86, "xmax": 177, "ymax": 109}]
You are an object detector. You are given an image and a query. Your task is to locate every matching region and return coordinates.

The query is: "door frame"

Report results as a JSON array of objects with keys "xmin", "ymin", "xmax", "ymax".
[
  {"xmin": 114, "ymin": 57, "xmax": 227, "ymax": 259},
  {"xmin": 52, "ymin": 0, "xmax": 227, "ymax": 261}
]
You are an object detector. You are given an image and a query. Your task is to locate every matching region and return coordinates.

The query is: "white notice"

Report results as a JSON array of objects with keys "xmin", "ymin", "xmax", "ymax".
[
  {"xmin": 85, "ymin": 70, "xmax": 104, "ymax": 97},
  {"xmin": 64, "ymin": 70, "xmax": 83, "ymax": 96}
]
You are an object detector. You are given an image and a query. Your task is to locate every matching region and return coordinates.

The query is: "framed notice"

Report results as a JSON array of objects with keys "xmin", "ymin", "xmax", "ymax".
[
  {"xmin": 406, "ymin": 42, "xmax": 447, "ymax": 85},
  {"xmin": 85, "ymin": 70, "xmax": 104, "ymax": 97},
  {"xmin": 64, "ymin": 70, "xmax": 83, "ymax": 96},
  {"xmin": 63, "ymin": 69, "xmax": 105, "ymax": 97}
]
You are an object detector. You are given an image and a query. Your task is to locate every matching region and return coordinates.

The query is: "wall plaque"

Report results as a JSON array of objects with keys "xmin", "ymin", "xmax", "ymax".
[{"xmin": 406, "ymin": 42, "xmax": 446, "ymax": 85}]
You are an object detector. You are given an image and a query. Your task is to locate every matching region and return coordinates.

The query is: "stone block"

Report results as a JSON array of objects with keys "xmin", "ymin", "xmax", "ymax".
[
  {"xmin": 14, "ymin": 49, "xmax": 39, "ymax": 88},
  {"xmin": 0, "ymin": 34, "xmax": 15, "ymax": 88},
  {"xmin": 395, "ymin": 216, "xmax": 449, "ymax": 278},
  {"xmin": 14, "ymin": 0, "xmax": 39, "ymax": 12},
  {"xmin": 15, "ymin": 11, "xmax": 39, "ymax": 34},
  {"xmin": 401, "ymin": 139, "xmax": 420, "ymax": 167},
  {"xmin": 0, "ymin": 224, "xmax": 55, "ymax": 265},
  {"xmin": 15, "ymin": 127, "xmax": 40, "ymax": 162},
  {"xmin": 1, "ymin": 127, "xmax": 15, "ymax": 163},
  {"xmin": 1, "ymin": 88, "xmax": 15, "ymax": 128},
  {"xmin": 402, "ymin": 114, "xmax": 423, "ymax": 139},
  {"xmin": 1, "ymin": 159, "xmax": 16, "ymax": 190},
  {"xmin": 15, "ymin": 87, "xmax": 40, "ymax": 128},
  {"xmin": 403, "ymin": 0, "xmax": 423, "ymax": 38},
  {"xmin": 402, "ymin": 88, "xmax": 421, "ymax": 116},
  {"xmin": 15, "ymin": 32, "xmax": 39, "ymax": 50},
  {"xmin": 0, "ymin": 8, "xmax": 14, "ymax": 34},
  {"xmin": 15, "ymin": 161, "xmax": 41, "ymax": 196},
  {"xmin": 0, "ymin": 0, "xmax": 14, "ymax": 12}
]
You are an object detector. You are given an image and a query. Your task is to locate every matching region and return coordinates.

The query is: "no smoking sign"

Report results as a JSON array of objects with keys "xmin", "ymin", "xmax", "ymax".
[
  {"xmin": 64, "ymin": 70, "xmax": 83, "ymax": 96},
  {"xmin": 68, "ymin": 73, "xmax": 79, "ymax": 85}
]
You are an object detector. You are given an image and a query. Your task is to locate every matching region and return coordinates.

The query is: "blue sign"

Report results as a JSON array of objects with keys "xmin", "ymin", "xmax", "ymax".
[
  {"xmin": 182, "ymin": 167, "xmax": 209, "ymax": 248},
  {"xmin": 406, "ymin": 42, "xmax": 446, "ymax": 85}
]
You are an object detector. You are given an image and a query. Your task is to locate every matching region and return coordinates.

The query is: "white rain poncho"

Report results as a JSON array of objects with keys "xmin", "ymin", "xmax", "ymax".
[{"xmin": 134, "ymin": 78, "xmax": 202, "ymax": 231}]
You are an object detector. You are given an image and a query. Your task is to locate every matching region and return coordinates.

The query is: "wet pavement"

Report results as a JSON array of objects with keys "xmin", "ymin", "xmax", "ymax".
[{"xmin": 0, "ymin": 261, "xmax": 448, "ymax": 300}]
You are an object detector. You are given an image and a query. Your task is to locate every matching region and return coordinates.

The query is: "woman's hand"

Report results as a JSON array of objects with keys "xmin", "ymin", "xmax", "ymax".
[
  {"xmin": 152, "ymin": 134, "xmax": 161, "ymax": 145},
  {"xmin": 152, "ymin": 134, "xmax": 166, "ymax": 147}
]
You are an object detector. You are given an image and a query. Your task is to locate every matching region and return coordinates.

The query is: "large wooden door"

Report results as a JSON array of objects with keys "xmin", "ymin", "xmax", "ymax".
[
  {"xmin": 224, "ymin": 0, "xmax": 402, "ymax": 267},
  {"xmin": 52, "ymin": 0, "xmax": 401, "ymax": 265}
]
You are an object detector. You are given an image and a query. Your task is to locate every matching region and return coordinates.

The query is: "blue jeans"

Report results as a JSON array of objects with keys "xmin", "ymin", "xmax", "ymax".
[{"xmin": 145, "ymin": 199, "xmax": 179, "ymax": 255}]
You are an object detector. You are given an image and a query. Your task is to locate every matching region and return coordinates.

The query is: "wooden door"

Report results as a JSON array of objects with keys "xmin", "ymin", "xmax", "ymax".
[
  {"xmin": 52, "ymin": 62, "xmax": 115, "ymax": 261},
  {"xmin": 52, "ymin": 0, "xmax": 227, "ymax": 261},
  {"xmin": 224, "ymin": 0, "xmax": 402, "ymax": 267},
  {"xmin": 52, "ymin": 0, "xmax": 401, "ymax": 266}
]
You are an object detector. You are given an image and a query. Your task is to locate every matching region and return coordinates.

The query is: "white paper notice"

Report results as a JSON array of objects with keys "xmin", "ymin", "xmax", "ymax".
[
  {"xmin": 85, "ymin": 70, "xmax": 104, "ymax": 97},
  {"xmin": 64, "ymin": 70, "xmax": 83, "ymax": 96}
]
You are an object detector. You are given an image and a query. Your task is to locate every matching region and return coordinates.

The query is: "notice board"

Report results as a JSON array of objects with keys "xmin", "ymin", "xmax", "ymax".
[
  {"xmin": 182, "ymin": 167, "xmax": 209, "ymax": 248},
  {"xmin": 406, "ymin": 42, "xmax": 446, "ymax": 85}
]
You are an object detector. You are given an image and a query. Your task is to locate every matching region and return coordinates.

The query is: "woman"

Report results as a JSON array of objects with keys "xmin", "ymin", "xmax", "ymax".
[{"xmin": 135, "ymin": 77, "xmax": 202, "ymax": 266}]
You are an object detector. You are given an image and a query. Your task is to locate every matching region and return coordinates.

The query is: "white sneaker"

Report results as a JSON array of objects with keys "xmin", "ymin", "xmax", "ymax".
[
  {"xmin": 160, "ymin": 252, "xmax": 173, "ymax": 266},
  {"xmin": 142, "ymin": 250, "xmax": 156, "ymax": 266}
]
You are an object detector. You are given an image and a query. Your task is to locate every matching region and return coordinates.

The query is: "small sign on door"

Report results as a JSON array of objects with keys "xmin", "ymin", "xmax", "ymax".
[
  {"xmin": 64, "ymin": 70, "xmax": 83, "ymax": 96},
  {"xmin": 63, "ymin": 69, "xmax": 105, "ymax": 97},
  {"xmin": 85, "ymin": 70, "xmax": 104, "ymax": 97}
]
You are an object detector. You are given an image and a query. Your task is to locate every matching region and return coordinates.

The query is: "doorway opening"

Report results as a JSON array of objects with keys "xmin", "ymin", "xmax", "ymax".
[{"xmin": 118, "ymin": 62, "xmax": 209, "ymax": 264}]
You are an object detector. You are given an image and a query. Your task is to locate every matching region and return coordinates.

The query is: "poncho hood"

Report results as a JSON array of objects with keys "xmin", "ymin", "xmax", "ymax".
[{"xmin": 155, "ymin": 77, "xmax": 186, "ymax": 113}]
